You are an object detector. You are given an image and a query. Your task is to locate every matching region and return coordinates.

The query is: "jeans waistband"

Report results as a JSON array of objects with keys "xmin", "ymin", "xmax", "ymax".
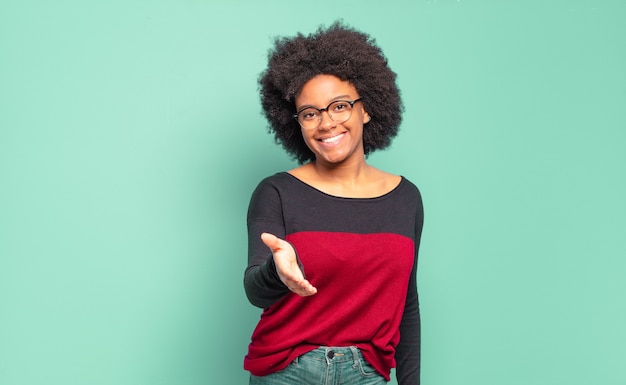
[{"xmin": 306, "ymin": 346, "xmax": 361, "ymax": 365}]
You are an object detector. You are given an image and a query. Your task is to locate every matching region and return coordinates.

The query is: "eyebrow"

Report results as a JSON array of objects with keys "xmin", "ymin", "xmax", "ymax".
[{"xmin": 296, "ymin": 94, "xmax": 354, "ymax": 111}]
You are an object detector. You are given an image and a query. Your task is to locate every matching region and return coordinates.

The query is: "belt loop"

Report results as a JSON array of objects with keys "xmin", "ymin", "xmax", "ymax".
[{"xmin": 349, "ymin": 346, "xmax": 360, "ymax": 368}]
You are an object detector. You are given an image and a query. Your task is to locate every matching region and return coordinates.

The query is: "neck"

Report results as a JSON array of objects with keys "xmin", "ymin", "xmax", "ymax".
[{"xmin": 311, "ymin": 156, "xmax": 370, "ymax": 184}]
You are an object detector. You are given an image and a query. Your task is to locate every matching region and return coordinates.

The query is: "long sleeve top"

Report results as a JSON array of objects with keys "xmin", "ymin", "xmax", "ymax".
[{"xmin": 244, "ymin": 172, "xmax": 424, "ymax": 384}]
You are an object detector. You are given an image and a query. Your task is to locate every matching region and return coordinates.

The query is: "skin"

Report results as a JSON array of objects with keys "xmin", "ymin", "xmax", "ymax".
[{"xmin": 261, "ymin": 74, "xmax": 402, "ymax": 297}]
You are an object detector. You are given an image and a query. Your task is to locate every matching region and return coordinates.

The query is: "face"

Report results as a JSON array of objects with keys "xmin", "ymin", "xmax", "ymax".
[{"xmin": 295, "ymin": 74, "xmax": 370, "ymax": 167}]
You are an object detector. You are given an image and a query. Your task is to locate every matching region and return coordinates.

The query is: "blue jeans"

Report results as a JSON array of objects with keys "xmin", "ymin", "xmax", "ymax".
[{"xmin": 249, "ymin": 346, "xmax": 387, "ymax": 385}]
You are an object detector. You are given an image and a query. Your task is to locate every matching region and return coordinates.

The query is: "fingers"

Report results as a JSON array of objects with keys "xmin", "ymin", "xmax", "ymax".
[
  {"xmin": 283, "ymin": 277, "xmax": 318, "ymax": 297},
  {"xmin": 261, "ymin": 232, "xmax": 318, "ymax": 297}
]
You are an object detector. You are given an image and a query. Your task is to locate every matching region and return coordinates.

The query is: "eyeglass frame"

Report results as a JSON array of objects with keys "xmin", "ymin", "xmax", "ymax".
[{"xmin": 292, "ymin": 98, "xmax": 363, "ymax": 129}]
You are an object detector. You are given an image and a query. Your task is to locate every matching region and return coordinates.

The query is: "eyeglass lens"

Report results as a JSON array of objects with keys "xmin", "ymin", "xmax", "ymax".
[{"xmin": 297, "ymin": 100, "xmax": 355, "ymax": 129}]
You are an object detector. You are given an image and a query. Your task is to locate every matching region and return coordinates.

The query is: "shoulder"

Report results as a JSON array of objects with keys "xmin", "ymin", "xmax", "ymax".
[
  {"xmin": 256, "ymin": 171, "xmax": 292, "ymax": 187},
  {"xmin": 248, "ymin": 172, "xmax": 295, "ymax": 218},
  {"xmin": 398, "ymin": 175, "xmax": 421, "ymax": 195},
  {"xmin": 250, "ymin": 172, "xmax": 306, "ymax": 201},
  {"xmin": 377, "ymin": 172, "xmax": 423, "ymax": 216},
  {"xmin": 396, "ymin": 177, "xmax": 424, "ymax": 226},
  {"xmin": 252, "ymin": 172, "xmax": 291, "ymax": 195},
  {"xmin": 398, "ymin": 176, "xmax": 423, "ymax": 204}
]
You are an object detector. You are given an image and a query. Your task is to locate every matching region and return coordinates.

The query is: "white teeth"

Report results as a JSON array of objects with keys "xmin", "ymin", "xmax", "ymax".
[{"xmin": 320, "ymin": 133, "xmax": 344, "ymax": 143}]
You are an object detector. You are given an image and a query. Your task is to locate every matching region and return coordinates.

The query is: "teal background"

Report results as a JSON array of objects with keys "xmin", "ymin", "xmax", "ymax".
[{"xmin": 1, "ymin": 1, "xmax": 625, "ymax": 384}]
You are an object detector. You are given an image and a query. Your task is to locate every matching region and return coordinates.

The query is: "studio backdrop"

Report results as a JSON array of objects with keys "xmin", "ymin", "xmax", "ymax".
[{"xmin": 1, "ymin": 1, "xmax": 625, "ymax": 384}]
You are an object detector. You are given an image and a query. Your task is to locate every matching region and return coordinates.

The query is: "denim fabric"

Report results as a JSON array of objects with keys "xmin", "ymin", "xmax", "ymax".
[{"xmin": 249, "ymin": 346, "xmax": 386, "ymax": 385}]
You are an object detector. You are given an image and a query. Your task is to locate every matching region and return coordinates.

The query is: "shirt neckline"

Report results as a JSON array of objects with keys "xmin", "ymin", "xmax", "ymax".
[{"xmin": 281, "ymin": 172, "xmax": 405, "ymax": 201}]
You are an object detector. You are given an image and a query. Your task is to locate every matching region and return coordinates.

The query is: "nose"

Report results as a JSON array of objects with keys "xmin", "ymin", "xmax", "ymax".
[{"xmin": 318, "ymin": 109, "xmax": 336, "ymax": 130}]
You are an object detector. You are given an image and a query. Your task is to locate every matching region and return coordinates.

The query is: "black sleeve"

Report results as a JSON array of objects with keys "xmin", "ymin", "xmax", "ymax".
[
  {"xmin": 243, "ymin": 178, "xmax": 291, "ymax": 308},
  {"xmin": 395, "ymin": 189, "xmax": 424, "ymax": 385}
]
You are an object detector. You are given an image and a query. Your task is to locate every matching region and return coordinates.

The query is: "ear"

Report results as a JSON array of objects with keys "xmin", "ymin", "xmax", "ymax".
[{"xmin": 361, "ymin": 106, "xmax": 371, "ymax": 124}]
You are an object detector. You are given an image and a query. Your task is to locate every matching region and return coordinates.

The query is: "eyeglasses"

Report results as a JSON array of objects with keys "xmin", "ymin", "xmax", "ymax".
[{"xmin": 293, "ymin": 98, "xmax": 362, "ymax": 130}]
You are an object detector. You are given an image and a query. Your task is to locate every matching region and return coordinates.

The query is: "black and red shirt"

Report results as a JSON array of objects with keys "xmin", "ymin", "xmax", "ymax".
[{"xmin": 244, "ymin": 172, "xmax": 423, "ymax": 384}]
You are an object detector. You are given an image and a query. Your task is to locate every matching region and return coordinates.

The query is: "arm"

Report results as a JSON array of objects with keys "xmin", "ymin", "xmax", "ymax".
[
  {"xmin": 395, "ymin": 260, "xmax": 421, "ymax": 385},
  {"xmin": 243, "ymin": 178, "xmax": 316, "ymax": 309},
  {"xmin": 396, "ymin": 188, "xmax": 424, "ymax": 385},
  {"xmin": 243, "ymin": 179, "xmax": 290, "ymax": 308}
]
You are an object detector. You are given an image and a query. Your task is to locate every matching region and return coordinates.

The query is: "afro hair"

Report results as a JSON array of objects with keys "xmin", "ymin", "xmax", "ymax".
[{"xmin": 258, "ymin": 21, "xmax": 404, "ymax": 164}]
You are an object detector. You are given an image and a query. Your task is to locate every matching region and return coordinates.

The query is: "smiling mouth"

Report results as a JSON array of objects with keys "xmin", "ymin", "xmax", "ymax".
[{"xmin": 319, "ymin": 133, "xmax": 345, "ymax": 144}]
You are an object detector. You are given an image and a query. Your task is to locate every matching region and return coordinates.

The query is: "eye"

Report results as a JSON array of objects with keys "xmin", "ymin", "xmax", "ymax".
[
  {"xmin": 332, "ymin": 101, "xmax": 350, "ymax": 112},
  {"xmin": 300, "ymin": 109, "xmax": 318, "ymax": 121}
]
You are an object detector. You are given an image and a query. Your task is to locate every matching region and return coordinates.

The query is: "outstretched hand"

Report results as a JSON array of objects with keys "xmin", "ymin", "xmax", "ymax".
[{"xmin": 261, "ymin": 232, "xmax": 318, "ymax": 297}]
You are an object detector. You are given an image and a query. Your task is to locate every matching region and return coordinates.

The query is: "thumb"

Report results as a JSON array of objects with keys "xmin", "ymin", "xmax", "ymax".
[{"xmin": 260, "ymin": 232, "xmax": 282, "ymax": 252}]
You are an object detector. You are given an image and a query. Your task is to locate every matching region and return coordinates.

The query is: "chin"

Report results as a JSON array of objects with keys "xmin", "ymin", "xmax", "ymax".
[{"xmin": 317, "ymin": 153, "xmax": 351, "ymax": 165}]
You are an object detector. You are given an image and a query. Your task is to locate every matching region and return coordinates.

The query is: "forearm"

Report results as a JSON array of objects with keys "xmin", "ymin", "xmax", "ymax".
[
  {"xmin": 395, "ymin": 263, "xmax": 421, "ymax": 384},
  {"xmin": 244, "ymin": 257, "xmax": 289, "ymax": 308},
  {"xmin": 396, "ymin": 302, "xmax": 420, "ymax": 384}
]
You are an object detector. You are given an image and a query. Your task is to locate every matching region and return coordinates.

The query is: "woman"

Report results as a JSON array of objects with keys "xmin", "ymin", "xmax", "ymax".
[{"xmin": 244, "ymin": 22, "xmax": 424, "ymax": 385}]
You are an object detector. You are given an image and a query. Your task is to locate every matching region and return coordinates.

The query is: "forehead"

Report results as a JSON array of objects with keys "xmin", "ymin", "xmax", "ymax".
[{"xmin": 295, "ymin": 75, "xmax": 358, "ymax": 107}]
